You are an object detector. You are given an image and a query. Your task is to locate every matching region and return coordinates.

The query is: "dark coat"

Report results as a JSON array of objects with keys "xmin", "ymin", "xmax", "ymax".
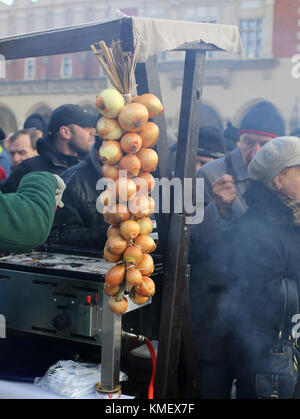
[
  {"xmin": 1, "ymin": 137, "xmax": 82, "ymax": 193},
  {"xmin": 190, "ymin": 180, "xmax": 300, "ymax": 366},
  {"xmin": 48, "ymin": 149, "xmax": 107, "ymax": 251},
  {"xmin": 226, "ymin": 181, "xmax": 300, "ymax": 364}
]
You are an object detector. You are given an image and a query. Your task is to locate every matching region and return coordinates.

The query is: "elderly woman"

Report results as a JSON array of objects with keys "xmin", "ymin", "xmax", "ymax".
[{"xmin": 224, "ymin": 136, "xmax": 300, "ymax": 398}]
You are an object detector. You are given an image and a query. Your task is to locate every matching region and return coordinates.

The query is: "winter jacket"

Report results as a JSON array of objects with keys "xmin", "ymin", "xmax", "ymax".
[
  {"xmin": 0, "ymin": 171, "xmax": 57, "ymax": 253},
  {"xmin": 189, "ymin": 147, "xmax": 250, "ymax": 362},
  {"xmin": 225, "ymin": 181, "xmax": 300, "ymax": 370},
  {"xmin": 1, "ymin": 137, "xmax": 83, "ymax": 194},
  {"xmin": 48, "ymin": 145, "xmax": 107, "ymax": 250}
]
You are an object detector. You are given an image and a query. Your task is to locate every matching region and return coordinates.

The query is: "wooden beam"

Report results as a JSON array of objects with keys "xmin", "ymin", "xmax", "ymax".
[
  {"xmin": 0, "ymin": 18, "xmax": 134, "ymax": 60},
  {"xmin": 154, "ymin": 49, "xmax": 206, "ymax": 399}
]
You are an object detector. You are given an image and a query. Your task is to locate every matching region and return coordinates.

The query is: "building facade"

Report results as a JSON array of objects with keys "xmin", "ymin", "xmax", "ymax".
[{"xmin": 0, "ymin": 0, "xmax": 299, "ymax": 138}]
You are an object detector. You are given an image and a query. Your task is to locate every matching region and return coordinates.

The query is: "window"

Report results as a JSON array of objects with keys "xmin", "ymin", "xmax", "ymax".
[
  {"xmin": 183, "ymin": 6, "xmax": 219, "ymax": 23},
  {"xmin": 61, "ymin": 56, "xmax": 72, "ymax": 78},
  {"xmin": 25, "ymin": 58, "xmax": 35, "ymax": 80},
  {"xmin": 239, "ymin": 18, "xmax": 263, "ymax": 58}
]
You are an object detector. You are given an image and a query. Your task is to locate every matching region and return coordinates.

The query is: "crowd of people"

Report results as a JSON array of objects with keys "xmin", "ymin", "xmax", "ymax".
[{"xmin": 1, "ymin": 100, "xmax": 300, "ymax": 398}]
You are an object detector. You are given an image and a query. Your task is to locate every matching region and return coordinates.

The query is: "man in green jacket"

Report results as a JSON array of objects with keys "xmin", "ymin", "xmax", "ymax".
[{"xmin": 0, "ymin": 171, "xmax": 65, "ymax": 253}]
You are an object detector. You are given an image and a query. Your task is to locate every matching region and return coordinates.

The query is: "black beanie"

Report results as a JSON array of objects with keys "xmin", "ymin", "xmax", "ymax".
[
  {"xmin": 24, "ymin": 113, "xmax": 47, "ymax": 135},
  {"xmin": 197, "ymin": 125, "xmax": 227, "ymax": 158},
  {"xmin": 0, "ymin": 127, "xmax": 6, "ymax": 141},
  {"xmin": 239, "ymin": 101, "xmax": 285, "ymax": 138}
]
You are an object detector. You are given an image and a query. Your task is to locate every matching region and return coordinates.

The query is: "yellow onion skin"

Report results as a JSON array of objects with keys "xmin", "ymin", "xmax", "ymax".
[
  {"xmin": 107, "ymin": 225, "xmax": 120, "ymax": 237},
  {"xmin": 97, "ymin": 117, "xmax": 123, "ymax": 140},
  {"xmin": 103, "ymin": 204, "xmax": 130, "ymax": 225},
  {"xmin": 135, "ymin": 276, "xmax": 155, "ymax": 297},
  {"xmin": 138, "ymin": 217, "xmax": 153, "ymax": 235},
  {"xmin": 128, "ymin": 195, "xmax": 155, "ymax": 219},
  {"xmin": 105, "ymin": 234, "xmax": 127, "ymax": 255},
  {"xmin": 120, "ymin": 133, "xmax": 142, "ymax": 154},
  {"xmin": 115, "ymin": 177, "xmax": 137, "ymax": 202},
  {"xmin": 133, "ymin": 93, "xmax": 163, "ymax": 118},
  {"xmin": 119, "ymin": 154, "xmax": 141, "ymax": 178},
  {"xmin": 105, "ymin": 264, "xmax": 126, "ymax": 287},
  {"xmin": 120, "ymin": 220, "xmax": 140, "ymax": 240},
  {"xmin": 134, "ymin": 235, "xmax": 156, "ymax": 254},
  {"xmin": 123, "ymin": 246, "xmax": 143, "ymax": 267},
  {"xmin": 133, "ymin": 172, "xmax": 155, "ymax": 195},
  {"xmin": 138, "ymin": 121, "xmax": 159, "ymax": 148},
  {"xmin": 99, "ymin": 140, "xmax": 123, "ymax": 166},
  {"xmin": 118, "ymin": 103, "xmax": 149, "ymax": 133},
  {"xmin": 108, "ymin": 295, "xmax": 128, "ymax": 314},
  {"xmin": 103, "ymin": 283, "xmax": 120, "ymax": 296},
  {"xmin": 131, "ymin": 293, "xmax": 149, "ymax": 305},
  {"xmin": 103, "ymin": 246, "xmax": 122, "ymax": 263},
  {"xmin": 102, "ymin": 164, "xmax": 119, "ymax": 181},
  {"xmin": 136, "ymin": 254, "xmax": 154, "ymax": 276},
  {"xmin": 126, "ymin": 266, "xmax": 142, "ymax": 291},
  {"xmin": 137, "ymin": 148, "xmax": 158, "ymax": 173}
]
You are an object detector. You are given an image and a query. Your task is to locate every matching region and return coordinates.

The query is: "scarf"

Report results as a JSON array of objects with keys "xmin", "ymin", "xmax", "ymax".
[{"xmin": 273, "ymin": 190, "xmax": 300, "ymax": 224}]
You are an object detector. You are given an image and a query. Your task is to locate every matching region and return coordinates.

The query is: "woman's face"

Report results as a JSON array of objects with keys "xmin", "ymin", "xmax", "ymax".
[{"xmin": 275, "ymin": 166, "xmax": 300, "ymax": 202}]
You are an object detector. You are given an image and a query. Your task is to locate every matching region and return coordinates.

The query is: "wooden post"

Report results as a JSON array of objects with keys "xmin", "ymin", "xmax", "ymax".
[{"xmin": 153, "ymin": 49, "xmax": 206, "ymax": 399}]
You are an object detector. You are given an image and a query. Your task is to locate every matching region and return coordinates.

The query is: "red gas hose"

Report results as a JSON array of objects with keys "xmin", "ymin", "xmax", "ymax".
[{"xmin": 145, "ymin": 338, "xmax": 157, "ymax": 399}]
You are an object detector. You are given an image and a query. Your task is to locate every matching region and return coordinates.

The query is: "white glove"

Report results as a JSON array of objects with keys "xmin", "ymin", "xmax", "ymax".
[{"xmin": 53, "ymin": 174, "xmax": 66, "ymax": 208}]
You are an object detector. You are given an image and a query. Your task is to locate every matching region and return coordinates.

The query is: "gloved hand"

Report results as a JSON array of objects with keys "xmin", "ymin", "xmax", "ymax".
[{"xmin": 53, "ymin": 174, "xmax": 66, "ymax": 208}]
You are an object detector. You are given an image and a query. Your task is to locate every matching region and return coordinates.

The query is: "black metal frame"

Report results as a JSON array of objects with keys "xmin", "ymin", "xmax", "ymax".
[{"xmin": 0, "ymin": 16, "xmax": 221, "ymax": 398}]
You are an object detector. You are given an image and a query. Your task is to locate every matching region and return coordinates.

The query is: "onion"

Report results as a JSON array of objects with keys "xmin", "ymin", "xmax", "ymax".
[
  {"xmin": 96, "ymin": 88, "xmax": 125, "ymax": 118},
  {"xmin": 131, "ymin": 293, "xmax": 149, "ymax": 305},
  {"xmin": 135, "ymin": 276, "xmax": 155, "ymax": 297},
  {"xmin": 103, "ymin": 245, "xmax": 122, "ymax": 263},
  {"xmin": 138, "ymin": 217, "xmax": 154, "ymax": 235},
  {"xmin": 133, "ymin": 93, "xmax": 163, "ymax": 118},
  {"xmin": 115, "ymin": 177, "xmax": 137, "ymax": 202},
  {"xmin": 125, "ymin": 266, "xmax": 142, "ymax": 292},
  {"xmin": 103, "ymin": 203, "xmax": 130, "ymax": 225},
  {"xmin": 120, "ymin": 133, "xmax": 142, "ymax": 154},
  {"xmin": 128, "ymin": 195, "xmax": 155, "ymax": 218},
  {"xmin": 97, "ymin": 117, "xmax": 123, "ymax": 140},
  {"xmin": 106, "ymin": 234, "xmax": 127, "ymax": 255},
  {"xmin": 99, "ymin": 140, "xmax": 122, "ymax": 166},
  {"xmin": 123, "ymin": 245, "xmax": 143, "ymax": 267},
  {"xmin": 137, "ymin": 148, "xmax": 158, "ymax": 172},
  {"xmin": 119, "ymin": 154, "xmax": 141, "ymax": 178},
  {"xmin": 107, "ymin": 225, "xmax": 120, "ymax": 237},
  {"xmin": 136, "ymin": 254, "xmax": 154, "ymax": 276},
  {"xmin": 134, "ymin": 235, "xmax": 156, "ymax": 253},
  {"xmin": 139, "ymin": 122, "xmax": 159, "ymax": 148},
  {"xmin": 99, "ymin": 188, "xmax": 116, "ymax": 208},
  {"xmin": 133, "ymin": 172, "xmax": 155, "ymax": 195},
  {"xmin": 103, "ymin": 283, "xmax": 120, "ymax": 296},
  {"xmin": 120, "ymin": 220, "xmax": 140, "ymax": 240},
  {"xmin": 118, "ymin": 102, "xmax": 149, "ymax": 132},
  {"xmin": 108, "ymin": 295, "xmax": 128, "ymax": 314},
  {"xmin": 105, "ymin": 264, "xmax": 126, "ymax": 287},
  {"xmin": 102, "ymin": 164, "xmax": 119, "ymax": 181}
]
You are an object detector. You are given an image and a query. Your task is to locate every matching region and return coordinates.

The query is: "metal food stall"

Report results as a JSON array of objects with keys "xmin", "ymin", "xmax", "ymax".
[{"xmin": 0, "ymin": 16, "xmax": 241, "ymax": 399}]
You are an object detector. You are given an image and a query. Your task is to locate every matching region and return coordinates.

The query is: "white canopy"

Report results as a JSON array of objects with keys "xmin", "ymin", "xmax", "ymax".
[{"xmin": 133, "ymin": 17, "xmax": 242, "ymax": 63}]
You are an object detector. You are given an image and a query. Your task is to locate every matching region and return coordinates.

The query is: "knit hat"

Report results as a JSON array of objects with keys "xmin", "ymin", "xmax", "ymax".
[
  {"xmin": 45, "ymin": 104, "xmax": 98, "ymax": 140},
  {"xmin": 239, "ymin": 101, "xmax": 285, "ymax": 138},
  {"xmin": 224, "ymin": 121, "xmax": 239, "ymax": 151},
  {"xmin": 0, "ymin": 127, "xmax": 6, "ymax": 141},
  {"xmin": 197, "ymin": 125, "xmax": 227, "ymax": 159},
  {"xmin": 24, "ymin": 113, "xmax": 47, "ymax": 135},
  {"xmin": 248, "ymin": 136, "xmax": 300, "ymax": 184}
]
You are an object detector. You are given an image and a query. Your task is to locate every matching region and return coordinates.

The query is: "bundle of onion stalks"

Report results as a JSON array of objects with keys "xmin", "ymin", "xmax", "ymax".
[{"xmin": 91, "ymin": 40, "xmax": 164, "ymax": 314}]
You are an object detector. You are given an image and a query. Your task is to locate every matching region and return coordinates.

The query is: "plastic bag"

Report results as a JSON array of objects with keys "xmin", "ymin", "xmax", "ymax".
[{"xmin": 34, "ymin": 360, "xmax": 127, "ymax": 398}]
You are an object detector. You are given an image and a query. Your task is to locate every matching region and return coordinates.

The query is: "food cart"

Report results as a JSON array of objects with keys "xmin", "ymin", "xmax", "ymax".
[{"xmin": 0, "ymin": 16, "xmax": 242, "ymax": 399}]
